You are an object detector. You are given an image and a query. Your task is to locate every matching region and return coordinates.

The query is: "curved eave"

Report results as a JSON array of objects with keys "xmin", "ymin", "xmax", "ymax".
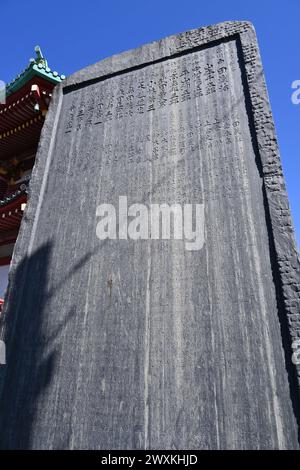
[
  {"xmin": 6, "ymin": 63, "xmax": 65, "ymax": 97},
  {"xmin": 0, "ymin": 191, "xmax": 26, "ymax": 242},
  {"xmin": 0, "ymin": 188, "xmax": 27, "ymax": 211},
  {"xmin": 0, "ymin": 114, "xmax": 44, "ymax": 160},
  {"xmin": 0, "ymin": 90, "xmax": 51, "ymax": 132}
]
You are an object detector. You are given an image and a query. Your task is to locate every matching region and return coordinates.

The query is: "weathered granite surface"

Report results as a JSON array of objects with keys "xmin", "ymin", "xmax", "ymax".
[{"xmin": 0, "ymin": 21, "xmax": 300, "ymax": 449}]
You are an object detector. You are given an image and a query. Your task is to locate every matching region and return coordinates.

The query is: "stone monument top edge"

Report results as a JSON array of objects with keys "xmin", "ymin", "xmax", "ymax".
[{"xmin": 62, "ymin": 20, "xmax": 256, "ymax": 91}]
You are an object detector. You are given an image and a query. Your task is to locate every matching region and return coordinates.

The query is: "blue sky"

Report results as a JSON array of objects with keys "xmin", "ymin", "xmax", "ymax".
[{"xmin": 1, "ymin": 0, "xmax": 299, "ymax": 246}]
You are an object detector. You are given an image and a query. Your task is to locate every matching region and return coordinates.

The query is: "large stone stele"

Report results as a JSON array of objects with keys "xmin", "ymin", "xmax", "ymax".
[{"xmin": 0, "ymin": 21, "xmax": 300, "ymax": 449}]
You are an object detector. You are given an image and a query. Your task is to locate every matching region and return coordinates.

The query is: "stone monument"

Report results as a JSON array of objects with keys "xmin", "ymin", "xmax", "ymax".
[{"xmin": 0, "ymin": 21, "xmax": 300, "ymax": 449}]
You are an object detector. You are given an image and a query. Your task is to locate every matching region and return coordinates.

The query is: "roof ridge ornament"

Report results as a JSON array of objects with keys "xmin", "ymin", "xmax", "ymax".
[{"xmin": 33, "ymin": 45, "xmax": 48, "ymax": 68}]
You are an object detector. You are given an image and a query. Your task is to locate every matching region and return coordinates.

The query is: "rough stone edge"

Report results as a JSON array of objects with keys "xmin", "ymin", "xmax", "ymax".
[
  {"xmin": 238, "ymin": 27, "xmax": 300, "ymax": 391},
  {"xmin": 1, "ymin": 19, "xmax": 300, "ymax": 411}
]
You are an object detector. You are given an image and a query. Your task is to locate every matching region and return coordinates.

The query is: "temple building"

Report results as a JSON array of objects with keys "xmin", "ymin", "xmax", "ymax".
[{"xmin": 0, "ymin": 46, "xmax": 64, "ymax": 303}]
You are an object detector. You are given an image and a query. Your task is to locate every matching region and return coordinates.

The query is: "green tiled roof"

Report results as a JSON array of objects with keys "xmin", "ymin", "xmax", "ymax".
[{"xmin": 6, "ymin": 46, "xmax": 65, "ymax": 96}]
